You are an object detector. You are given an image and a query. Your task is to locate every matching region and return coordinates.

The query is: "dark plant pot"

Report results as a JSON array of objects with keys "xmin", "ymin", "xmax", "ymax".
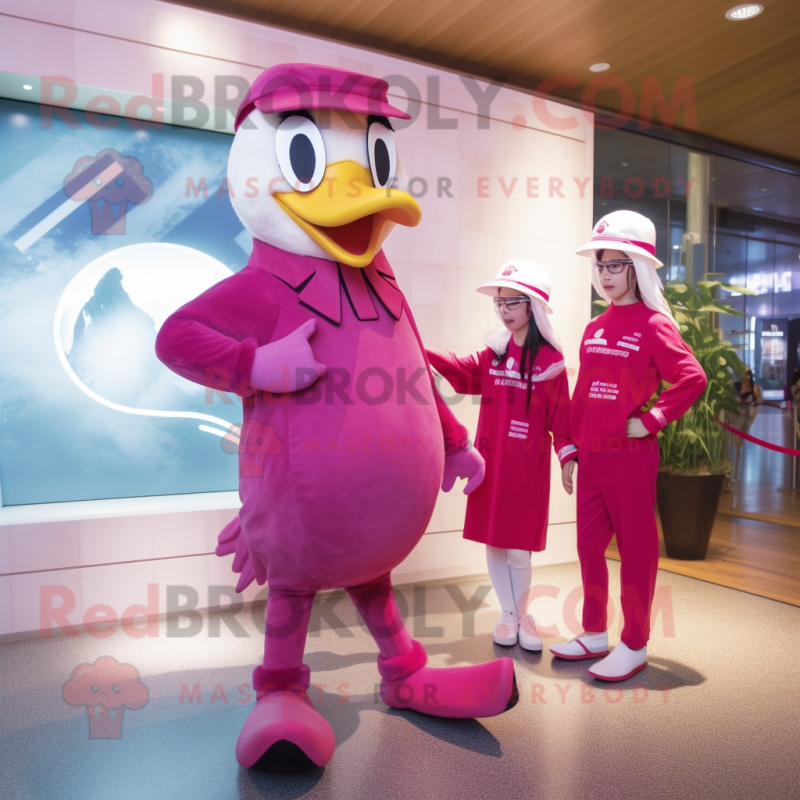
[{"xmin": 656, "ymin": 472, "xmax": 725, "ymax": 560}]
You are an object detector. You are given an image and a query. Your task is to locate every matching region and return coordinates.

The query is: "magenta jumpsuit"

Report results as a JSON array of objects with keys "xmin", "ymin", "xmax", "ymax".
[
  {"xmin": 428, "ymin": 339, "xmax": 576, "ymax": 551},
  {"xmin": 570, "ymin": 301, "xmax": 706, "ymax": 649}
]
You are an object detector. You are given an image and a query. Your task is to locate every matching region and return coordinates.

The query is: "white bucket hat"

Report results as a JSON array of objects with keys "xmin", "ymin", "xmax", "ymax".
[
  {"xmin": 575, "ymin": 210, "xmax": 663, "ymax": 267},
  {"xmin": 476, "ymin": 259, "xmax": 553, "ymax": 313},
  {"xmin": 477, "ymin": 259, "xmax": 565, "ymax": 354}
]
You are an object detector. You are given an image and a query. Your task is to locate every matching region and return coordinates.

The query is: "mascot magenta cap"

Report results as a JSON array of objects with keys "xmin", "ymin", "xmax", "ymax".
[{"xmin": 234, "ymin": 62, "xmax": 413, "ymax": 130}]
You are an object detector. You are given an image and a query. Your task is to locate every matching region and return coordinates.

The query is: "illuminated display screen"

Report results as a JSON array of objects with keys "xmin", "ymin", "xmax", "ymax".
[{"xmin": 0, "ymin": 98, "xmax": 248, "ymax": 505}]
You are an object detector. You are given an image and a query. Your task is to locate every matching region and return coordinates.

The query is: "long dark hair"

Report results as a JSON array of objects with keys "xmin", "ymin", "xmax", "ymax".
[
  {"xmin": 502, "ymin": 305, "xmax": 544, "ymax": 415},
  {"xmin": 597, "ymin": 248, "xmax": 642, "ymax": 301}
]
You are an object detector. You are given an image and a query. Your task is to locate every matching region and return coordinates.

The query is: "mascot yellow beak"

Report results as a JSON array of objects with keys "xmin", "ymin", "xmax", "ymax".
[{"xmin": 274, "ymin": 161, "xmax": 421, "ymax": 268}]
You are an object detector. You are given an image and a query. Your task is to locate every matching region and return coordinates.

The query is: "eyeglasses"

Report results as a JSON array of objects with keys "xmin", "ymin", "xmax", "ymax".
[
  {"xmin": 594, "ymin": 259, "xmax": 633, "ymax": 274},
  {"xmin": 493, "ymin": 296, "xmax": 531, "ymax": 310}
]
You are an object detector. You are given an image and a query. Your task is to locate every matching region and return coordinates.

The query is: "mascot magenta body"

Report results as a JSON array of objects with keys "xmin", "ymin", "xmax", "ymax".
[{"xmin": 156, "ymin": 63, "xmax": 517, "ymax": 772}]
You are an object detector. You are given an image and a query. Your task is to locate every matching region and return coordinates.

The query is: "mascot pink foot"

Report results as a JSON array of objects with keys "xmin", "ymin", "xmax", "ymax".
[
  {"xmin": 236, "ymin": 689, "xmax": 335, "ymax": 772},
  {"xmin": 381, "ymin": 659, "xmax": 518, "ymax": 718},
  {"xmin": 230, "ymin": 572, "xmax": 518, "ymax": 770},
  {"xmin": 156, "ymin": 63, "xmax": 518, "ymax": 772},
  {"xmin": 349, "ymin": 575, "xmax": 517, "ymax": 719}
]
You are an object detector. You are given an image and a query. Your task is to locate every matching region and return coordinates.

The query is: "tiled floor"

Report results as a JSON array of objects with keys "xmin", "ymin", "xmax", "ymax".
[{"xmin": 1, "ymin": 562, "xmax": 799, "ymax": 799}]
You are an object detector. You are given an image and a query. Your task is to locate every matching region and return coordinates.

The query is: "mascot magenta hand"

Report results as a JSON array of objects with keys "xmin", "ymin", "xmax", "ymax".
[{"xmin": 155, "ymin": 63, "xmax": 517, "ymax": 773}]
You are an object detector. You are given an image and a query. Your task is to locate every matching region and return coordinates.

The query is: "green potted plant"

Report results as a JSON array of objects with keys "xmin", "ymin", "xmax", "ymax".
[{"xmin": 593, "ymin": 279, "xmax": 754, "ymax": 559}]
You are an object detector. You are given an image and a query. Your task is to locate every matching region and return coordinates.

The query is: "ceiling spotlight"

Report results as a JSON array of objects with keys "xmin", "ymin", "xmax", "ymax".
[
  {"xmin": 725, "ymin": 4, "xmax": 764, "ymax": 21},
  {"xmin": 589, "ymin": 63, "xmax": 610, "ymax": 73},
  {"xmin": 22, "ymin": 84, "xmax": 32, "ymax": 90}
]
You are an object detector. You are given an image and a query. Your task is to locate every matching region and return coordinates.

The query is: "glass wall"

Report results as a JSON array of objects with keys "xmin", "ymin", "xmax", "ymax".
[{"xmin": 594, "ymin": 128, "xmax": 800, "ymax": 399}]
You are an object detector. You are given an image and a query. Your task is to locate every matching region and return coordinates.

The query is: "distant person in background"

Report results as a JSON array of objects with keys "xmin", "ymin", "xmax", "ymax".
[
  {"xmin": 790, "ymin": 368, "xmax": 800, "ymax": 407},
  {"xmin": 738, "ymin": 370, "xmax": 762, "ymax": 406},
  {"xmin": 731, "ymin": 369, "xmax": 763, "ymax": 489}
]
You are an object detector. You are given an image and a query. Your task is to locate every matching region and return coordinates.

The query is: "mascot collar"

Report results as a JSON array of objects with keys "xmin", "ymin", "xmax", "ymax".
[{"xmin": 248, "ymin": 238, "xmax": 404, "ymax": 325}]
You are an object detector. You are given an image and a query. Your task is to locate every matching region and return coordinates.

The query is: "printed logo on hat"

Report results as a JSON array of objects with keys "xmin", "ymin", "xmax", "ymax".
[
  {"xmin": 501, "ymin": 265, "xmax": 518, "ymax": 276},
  {"xmin": 578, "ymin": 210, "xmax": 661, "ymax": 264}
]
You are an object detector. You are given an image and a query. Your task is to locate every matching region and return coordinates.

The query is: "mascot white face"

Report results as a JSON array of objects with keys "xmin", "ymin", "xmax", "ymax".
[{"xmin": 228, "ymin": 109, "xmax": 420, "ymax": 267}]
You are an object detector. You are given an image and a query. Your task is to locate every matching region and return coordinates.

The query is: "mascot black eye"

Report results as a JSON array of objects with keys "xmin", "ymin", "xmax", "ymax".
[
  {"xmin": 275, "ymin": 115, "xmax": 326, "ymax": 192},
  {"xmin": 367, "ymin": 120, "xmax": 397, "ymax": 189}
]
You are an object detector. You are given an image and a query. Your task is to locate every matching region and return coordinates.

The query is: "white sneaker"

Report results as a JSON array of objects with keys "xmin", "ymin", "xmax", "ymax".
[
  {"xmin": 550, "ymin": 631, "xmax": 609, "ymax": 661},
  {"xmin": 517, "ymin": 614, "xmax": 543, "ymax": 652},
  {"xmin": 493, "ymin": 612, "xmax": 518, "ymax": 646},
  {"xmin": 588, "ymin": 643, "xmax": 647, "ymax": 681}
]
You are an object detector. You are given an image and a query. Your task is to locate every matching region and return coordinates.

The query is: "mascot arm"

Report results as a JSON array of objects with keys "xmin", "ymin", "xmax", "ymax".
[{"xmin": 155, "ymin": 271, "xmax": 280, "ymax": 398}]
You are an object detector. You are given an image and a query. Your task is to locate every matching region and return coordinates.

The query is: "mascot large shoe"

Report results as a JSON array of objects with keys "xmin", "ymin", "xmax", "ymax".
[{"xmin": 156, "ymin": 63, "xmax": 518, "ymax": 772}]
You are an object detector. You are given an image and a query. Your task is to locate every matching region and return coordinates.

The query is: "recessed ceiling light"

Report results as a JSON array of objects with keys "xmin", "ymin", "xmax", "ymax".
[
  {"xmin": 761, "ymin": 187, "xmax": 768, "ymax": 191},
  {"xmin": 621, "ymin": 162, "xmax": 628, "ymax": 167},
  {"xmin": 725, "ymin": 4, "xmax": 764, "ymax": 21},
  {"xmin": 589, "ymin": 63, "xmax": 610, "ymax": 73},
  {"xmin": 22, "ymin": 84, "xmax": 32, "ymax": 90}
]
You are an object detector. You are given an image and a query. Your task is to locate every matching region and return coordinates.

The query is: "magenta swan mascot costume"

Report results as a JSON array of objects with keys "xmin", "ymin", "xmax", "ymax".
[{"xmin": 155, "ymin": 64, "xmax": 518, "ymax": 772}]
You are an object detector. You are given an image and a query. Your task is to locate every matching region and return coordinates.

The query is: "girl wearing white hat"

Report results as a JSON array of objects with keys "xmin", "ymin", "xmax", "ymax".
[
  {"xmin": 427, "ymin": 260, "xmax": 577, "ymax": 651},
  {"xmin": 550, "ymin": 210, "xmax": 707, "ymax": 680}
]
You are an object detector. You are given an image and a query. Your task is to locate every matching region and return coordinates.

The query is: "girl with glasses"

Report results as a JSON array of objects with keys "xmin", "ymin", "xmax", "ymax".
[
  {"xmin": 427, "ymin": 260, "xmax": 576, "ymax": 651},
  {"xmin": 551, "ymin": 210, "xmax": 707, "ymax": 680}
]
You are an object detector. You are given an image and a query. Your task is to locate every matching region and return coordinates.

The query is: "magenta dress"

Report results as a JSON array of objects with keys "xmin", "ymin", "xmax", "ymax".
[{"xmin": 428, "ymin": 340, "xmax": 575, "ymax": 551}]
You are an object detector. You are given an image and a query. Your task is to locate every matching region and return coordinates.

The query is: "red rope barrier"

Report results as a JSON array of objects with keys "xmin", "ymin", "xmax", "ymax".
[{"xmin": 714, "ymin": 418, "xmax": 800, "ymax": 457}]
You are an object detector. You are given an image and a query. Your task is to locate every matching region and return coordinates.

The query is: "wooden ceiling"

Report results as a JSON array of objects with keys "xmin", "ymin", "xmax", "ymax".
[{"xmin": 168, "ymin": 0, "xmax": 800, "ymax": 165}]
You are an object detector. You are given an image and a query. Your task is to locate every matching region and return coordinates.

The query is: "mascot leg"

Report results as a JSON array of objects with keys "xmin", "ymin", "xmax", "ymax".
[
  {"xmin": 235, "ymin": 587, "xmax": 335, "ymax": 772},
  {"xmin": 347, "ymin": 574, "xmax": 519, "ymax": 718}
]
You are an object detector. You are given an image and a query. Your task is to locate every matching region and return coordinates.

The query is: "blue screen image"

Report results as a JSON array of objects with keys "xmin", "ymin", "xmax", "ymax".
[{"xmin": 0, "ymin": 98, "xmax": 250, "ymax": 505}]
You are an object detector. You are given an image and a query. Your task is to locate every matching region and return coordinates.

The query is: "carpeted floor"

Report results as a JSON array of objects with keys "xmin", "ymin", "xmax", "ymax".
[{"xmin": 1, "ymin": 561, "xmax": 799, "ymax": 800}]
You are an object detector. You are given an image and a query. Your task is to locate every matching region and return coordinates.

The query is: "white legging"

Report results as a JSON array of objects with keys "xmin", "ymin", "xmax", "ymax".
[{"xmin": 486, "ymin": 545, "xmax": 532, "ymax": 617}]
